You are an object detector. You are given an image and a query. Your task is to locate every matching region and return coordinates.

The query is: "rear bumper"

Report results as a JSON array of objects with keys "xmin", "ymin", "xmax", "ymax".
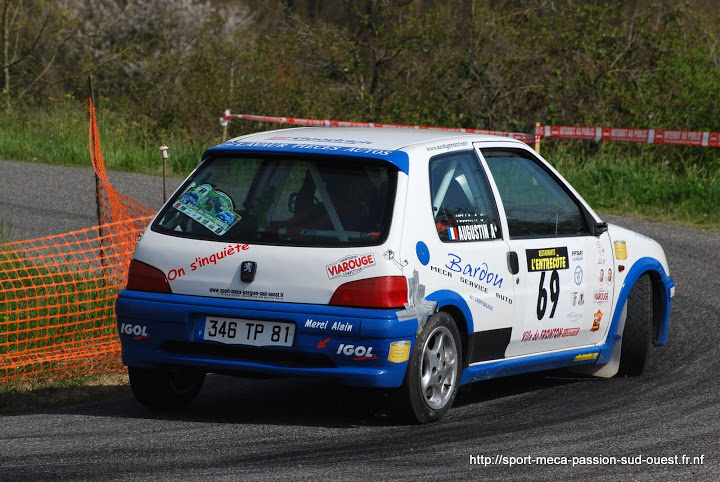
[{"xmin": 115, "ymin": 290, "xmax": 418, "ymax": 388}]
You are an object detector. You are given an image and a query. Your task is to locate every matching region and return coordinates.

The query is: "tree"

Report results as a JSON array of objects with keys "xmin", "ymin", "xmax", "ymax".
[{"xmin": 0, "ymin": 0, "xmax": 83, "ymax": 108}]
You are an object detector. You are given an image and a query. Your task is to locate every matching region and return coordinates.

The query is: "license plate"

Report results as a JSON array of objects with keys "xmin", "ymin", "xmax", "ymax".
[{"xmin": 199, "ymin": 316, "xmax": 295, "ymax": 347}]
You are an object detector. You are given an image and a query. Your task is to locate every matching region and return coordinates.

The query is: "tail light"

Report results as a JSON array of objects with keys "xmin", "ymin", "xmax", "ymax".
[
  {"xmin": 330, "ymin": 276, "xmax": 407, "ymax": 308},
  {"xmin": 126, "ymin": 259, "xmax": 172, "ymax": 293}
]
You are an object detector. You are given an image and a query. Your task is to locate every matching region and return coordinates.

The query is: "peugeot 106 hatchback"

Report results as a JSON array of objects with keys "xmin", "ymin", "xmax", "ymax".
[{"xmin": 116, "ymin": 127, "xmax": 675, "ymax": 423}]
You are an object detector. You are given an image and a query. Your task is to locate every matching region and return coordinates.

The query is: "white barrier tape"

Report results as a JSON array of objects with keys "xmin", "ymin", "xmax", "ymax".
[
  {"xmin": 537, "ymin": 124, "xmax": 720, "ymax": 148},
  {"xmin": 220, "ymin": 112, "xmax": 720, "ymax": 149},
  {"xmin": 220, "ymin": 112, "xmax": 535, "ymax": 143}
]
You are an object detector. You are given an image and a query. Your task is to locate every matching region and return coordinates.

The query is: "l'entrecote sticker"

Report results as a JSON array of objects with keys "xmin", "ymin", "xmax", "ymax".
[{"xmin": 173, "ymin": 183, "xmax": 240, "ymax": 235}]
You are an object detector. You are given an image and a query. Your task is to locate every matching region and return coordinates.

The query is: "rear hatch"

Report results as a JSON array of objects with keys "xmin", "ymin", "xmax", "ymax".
[{"xmin": 134, "ymin": 153, "xmax": 401, "ymax": 306}]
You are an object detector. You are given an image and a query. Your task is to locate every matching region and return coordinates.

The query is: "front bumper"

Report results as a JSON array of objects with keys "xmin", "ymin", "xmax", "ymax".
[{"xmin": 115, "ymin": 290, "xmax": 419, "ymax": 388}]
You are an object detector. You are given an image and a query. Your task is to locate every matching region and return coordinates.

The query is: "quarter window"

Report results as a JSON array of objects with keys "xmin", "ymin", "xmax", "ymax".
[{"xmin": 429, "ymin": 151, "xmax": 501, "ymax": 242}]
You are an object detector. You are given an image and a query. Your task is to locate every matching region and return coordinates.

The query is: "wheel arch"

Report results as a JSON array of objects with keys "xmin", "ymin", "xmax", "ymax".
[
  {"xmin": 425, "ymin": 290, "xmax": 472, "ymax": 371},
  {"xmin": 600, "ymin": 257, "xmax": 673, "ymax": 364},
  {"xmin": 646, "ymin": 268, "xmax": 671, "ymax": 345}
]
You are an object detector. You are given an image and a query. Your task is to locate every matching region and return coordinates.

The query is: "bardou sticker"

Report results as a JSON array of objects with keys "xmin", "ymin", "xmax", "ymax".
[{"xmin": 174, "ymin": 184, "xmax": 240, "ymax": 235}]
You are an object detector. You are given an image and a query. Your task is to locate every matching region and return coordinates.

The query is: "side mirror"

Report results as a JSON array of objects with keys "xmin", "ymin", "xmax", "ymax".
[{"xmin": 594, "ymin": 221, "xmax": 608, "ymax": 236}]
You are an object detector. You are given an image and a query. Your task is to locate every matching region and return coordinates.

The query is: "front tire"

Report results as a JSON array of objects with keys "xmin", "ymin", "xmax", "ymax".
[
  {"xmin": 129, "ymin": 366, "xmax": 206, "ymax": 410},
  {"xmin": 394, "ymin": 312, "xmax": 462, "ymax": 423},
  {"xmin": 618, "ymin": 274, "xmax": 653, "ymax": 376}
]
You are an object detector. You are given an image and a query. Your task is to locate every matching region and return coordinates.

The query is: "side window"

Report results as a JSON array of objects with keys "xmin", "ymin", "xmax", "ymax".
[
  {"xmin": 429, "ymin": 151, "xmax": 501, "ymax": 242},
  {"xmin": 482, "ymin": 149, "xmax": 589, "ymax": 239}
]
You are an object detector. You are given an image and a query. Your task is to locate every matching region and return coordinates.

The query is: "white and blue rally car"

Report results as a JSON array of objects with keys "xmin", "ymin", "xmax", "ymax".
[{"xmin": 116, "ymin": 127, "xmax": 675, "ymax": 423}]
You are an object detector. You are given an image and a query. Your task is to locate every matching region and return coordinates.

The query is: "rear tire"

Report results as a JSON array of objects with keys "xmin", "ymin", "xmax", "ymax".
[
  {"xmin": 393, "ymin": 312, "xmax": 462, "ymax": 424},
  {"xmin": 618, "ymin": 274, "xmax": 653, "ymax": 376},
  {"xmin": 129, "ymin": 366, "xmax": 206, "ymax": 410}
]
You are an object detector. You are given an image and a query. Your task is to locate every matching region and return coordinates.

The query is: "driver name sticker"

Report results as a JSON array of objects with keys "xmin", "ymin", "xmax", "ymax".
[{"xmin": 447, "ymin": 222, "xmax": 498, "ymax": 241}]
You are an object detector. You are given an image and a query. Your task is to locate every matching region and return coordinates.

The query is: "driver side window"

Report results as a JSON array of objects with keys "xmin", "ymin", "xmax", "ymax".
[{"xmin": 481, "ymin": 149, "xmax": 589, "ymax": 239}]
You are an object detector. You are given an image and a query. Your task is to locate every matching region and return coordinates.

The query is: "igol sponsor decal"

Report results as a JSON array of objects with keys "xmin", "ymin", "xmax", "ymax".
[
  {"xmin": 119, "ymin": 323, "xmax": 150, "ymax": 339},
  {"xmin": 326, "ymin": 253, "xmax": 376, "ymax": 279},
  {"xmin": 526, "ymin": 247, "xmax": 569, "ymax": 272},
  {"xmin": 336, "ymin": 343, "xmax": 377, "ymax": 360}
]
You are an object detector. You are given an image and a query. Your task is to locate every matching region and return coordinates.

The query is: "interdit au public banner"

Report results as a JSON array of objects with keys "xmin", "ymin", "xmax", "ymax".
[{"xmin": 535, "ymin": 125, "xmax": 720, "ymax": 147}]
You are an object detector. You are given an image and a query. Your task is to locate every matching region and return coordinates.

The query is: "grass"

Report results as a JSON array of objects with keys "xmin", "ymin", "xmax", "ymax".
[
  {"xmin": 0, "ymin": 219, "xmax": 24, "ymax": 244},
  {"xmin": 0, "ymin": 372, "xmax": 129, "ymax": 415},
  {"xmin": 2, "ymin": 98, "xmax": 719, "ymax": 228},
  {"xmin": 0, "ymin": 239, "xmax": 129, "ymax": 412},
  {"xmin": 0, "ymin": 96, "xmax": 212, "ymax": 177},
  {"xmin": 0, "ymin": 218, "xmax": 135, "ymax": 387},
  {"xmin": 544, "ymin": 143, "xmax": 720, "ymax": 229},
  {"xmin": 0, "ymin": 251, "xmax": 115, "ymax": 351}
]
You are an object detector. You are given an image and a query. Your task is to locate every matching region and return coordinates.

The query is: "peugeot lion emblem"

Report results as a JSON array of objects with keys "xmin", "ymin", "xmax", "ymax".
[{"xmin": 241, "ymin": 261, "xmax": 257, "ymax": 282}]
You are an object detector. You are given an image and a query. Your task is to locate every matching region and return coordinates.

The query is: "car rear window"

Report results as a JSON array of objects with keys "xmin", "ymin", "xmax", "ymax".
[{"xmin": 152, "ymin": 155, "xmax": 398, "ymax": 247}]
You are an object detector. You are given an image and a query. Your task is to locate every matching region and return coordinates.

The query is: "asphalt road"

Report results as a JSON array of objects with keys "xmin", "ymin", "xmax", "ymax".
[
  {"xmin": 0, "ymin": 160, "xmax": 718, "ymax": 481},
  {"xmin": 0, "ymin": 160, "xmax": 182, "ymax": 241}
]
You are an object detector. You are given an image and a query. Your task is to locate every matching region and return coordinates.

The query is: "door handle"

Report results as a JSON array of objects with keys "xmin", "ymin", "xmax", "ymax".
[{"xmin": 507, "ymin": 251, "xmax": 519, "ymax": 275}]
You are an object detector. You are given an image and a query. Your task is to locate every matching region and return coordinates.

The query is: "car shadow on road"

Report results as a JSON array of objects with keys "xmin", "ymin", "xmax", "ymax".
[
  {"xmin": 452, "ymin": 369, "xmax": 598, "ymax": 409},
  {"xmin": 47, "ymin": 370, "xmax": 600, "ymax": 428}
]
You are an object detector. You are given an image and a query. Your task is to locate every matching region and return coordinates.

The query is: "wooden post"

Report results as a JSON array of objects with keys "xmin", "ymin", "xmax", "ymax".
[
  {"xmin": 159, "ymin": 145, "xmax": 168, "ymax": 202},
  {"xmin": 534, "ymin": 122, "xmax": 541, "ymax": 154},
  {"xmin": 88, "ymin": 75, "xmax": 104, "ymax": 228},
  {"xmin": 221, "ymin": 109, "xmax": 230, "ymax": 142}
]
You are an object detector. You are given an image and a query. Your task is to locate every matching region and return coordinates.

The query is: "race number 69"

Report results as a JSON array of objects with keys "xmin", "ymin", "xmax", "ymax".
[{"xmin": 536, "ymin": 270, "xmax": 560, "ymax": 320}]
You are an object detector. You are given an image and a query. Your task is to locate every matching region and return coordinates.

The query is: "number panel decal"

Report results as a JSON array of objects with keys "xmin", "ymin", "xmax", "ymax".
[{"xmin": 522, "ymin": 247, "xmax": 572, "ymax": 343}]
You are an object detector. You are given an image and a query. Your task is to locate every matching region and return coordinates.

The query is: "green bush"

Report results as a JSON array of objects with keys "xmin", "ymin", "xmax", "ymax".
[{"xmin": 0, "ymin": 0, "xmax": 718, "ymax": 226}]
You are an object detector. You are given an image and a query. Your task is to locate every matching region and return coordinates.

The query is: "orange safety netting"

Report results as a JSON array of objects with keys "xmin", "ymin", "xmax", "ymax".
[{"xmin": 0, "ymin": 99, "xmax": 156, "ymax": 383}]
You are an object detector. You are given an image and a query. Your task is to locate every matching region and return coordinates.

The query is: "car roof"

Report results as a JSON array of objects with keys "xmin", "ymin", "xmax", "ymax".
[{"xmin": 205, "ymin": 127, "xmax": 527, "ymax": 174}]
